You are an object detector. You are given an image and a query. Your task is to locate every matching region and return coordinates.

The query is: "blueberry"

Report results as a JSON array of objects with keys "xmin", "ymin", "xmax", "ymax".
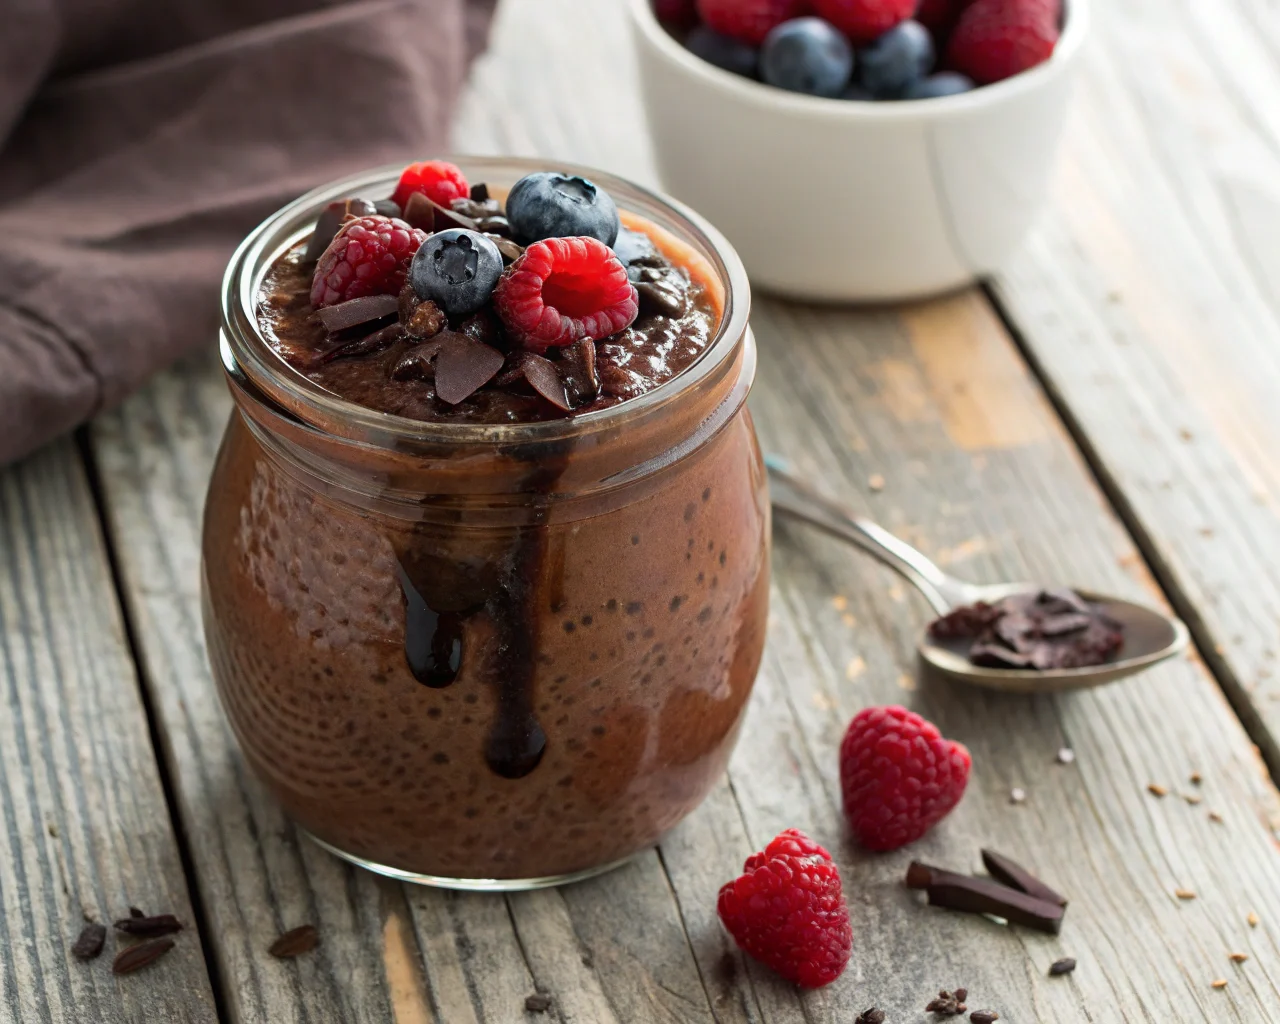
[
  {"xmin": 761, "ymin": 18, "xmax": 854, "ymax": 98},
  {"xmin": 857, "ymin": 20, "xmax": 934, "ymax": 98},
  {"xmin": 505, "ymin": 172, "xmax": 620, "ymax": 247},
  {"xmin": 901, "ymin": 71, "xmax": 976, "ymax": 99},
  {"xmin": 611, "ymin": 227, "xmax": 660, "ymax": 267},
  {"xmin": 686, "ymin": 25, "xmax": 760, "ymax": 79},
  {"xmin": 409, "ymin": 229, "xmax": 503, "ymax": 317}
]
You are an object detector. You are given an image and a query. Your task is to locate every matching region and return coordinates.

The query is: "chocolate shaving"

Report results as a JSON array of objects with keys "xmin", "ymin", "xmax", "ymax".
[
  {"xmin": 524, "ymin": 993, "xmax": 553, "ymax": 1013},
  {"xmin": 451, "ymin": 196, "xmax": 501, "ymax": 220},
  {"xmin": 129, "ymin": 906, "xmax": 145, "ymax": 918},
  {"xmin": 855, "ymin": 1009, "xmax": 886, "ymax": 1024},
  {"xmin": 1048, "ymin": 957, "xmax": 1077, "ymax": 976},
  {"xmin": 390, "ymin": 339, "xmax": 446, "ymax": 381},
  {"xmin": 268, "ymin": 924, "xmax": 320, "ymax": 959},
  {"xmin": 304, "ymin": 197, "xmax": 376, "ymax": 262},
  {"xmin": 113, "ymin": 937, "xmax": 175, "ymax": 974},
  {"xmin": 403, "ymin": 191, "xmax": 476, "ymax": 233},
  {"xmin": 313, "ymin": 294, "xmax": 400, "ymax": 333},
  {"xmin": 634, "ymin": 266, "xmax": 691, "ymax": 318},
  {"xmin": 374, "ymin": 198, "xmax": 402, "ymax": 219},
  {"xmin": 970, "ymin": 1011, "xmax": 999, "ymax": 1023},
  {"xmin": 520, "ymin": 353, "xmax": 572, "ymax": 411},
  {"xmin": 489, "ymin": 235, "xmax": 524, "ymax": 263},
  {"xmin": 474, "ymin": 214, "xmax": 511, "ymax": 236},
  {"xmin": 434, "ymin": 334, "xmax": 505, "ymax": 404},
  {"xmin": 72, "ymin": 922, "xmax": 107, "ymax": 960},
  {"xmin": 906, "ymin": 862, "xmax": 1065, "ymax": 934},
  {"xmin": 559, "ymin": 339, "xmax": 599, "ymax": 405},
  {"xmin": 320, "ymin": 323, "xmax": 402, "ymax": 364},
  {"xmin": 114, "ymin": 913, "xmax": 183, "ymax": 938},
  {"xmin": 470, "ymin": 182, "xmax": 490, "ymax": 202},
  {"xmin": 980, "ymin": 849, "xmax": 1068, "ymax": 907},
  {"xmin": 406, "ymin": 299, "xmax": 446, "ymax": 340}
]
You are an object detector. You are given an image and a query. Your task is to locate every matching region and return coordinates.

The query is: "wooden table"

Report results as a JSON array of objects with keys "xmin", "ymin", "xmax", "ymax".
[{"xmin": 7, "ymin": 1, "xmax": 1280, "ymax": 1020}]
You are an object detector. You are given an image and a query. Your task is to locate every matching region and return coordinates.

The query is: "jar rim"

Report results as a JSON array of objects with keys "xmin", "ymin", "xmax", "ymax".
[{"xmin": 219, "ymin": 157, "xmax": 753, "ymax": 449}]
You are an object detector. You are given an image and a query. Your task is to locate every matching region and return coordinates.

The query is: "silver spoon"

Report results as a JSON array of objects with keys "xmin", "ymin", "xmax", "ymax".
[{"xmin": 766, "ymin": 458, "xmax": 1190, "ymax": 693}]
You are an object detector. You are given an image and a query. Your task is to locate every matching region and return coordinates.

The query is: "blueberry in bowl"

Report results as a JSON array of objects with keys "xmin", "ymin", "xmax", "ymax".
[{"xmin": 409, "ymin": 229, "xmax": 505, "ymax": 317}]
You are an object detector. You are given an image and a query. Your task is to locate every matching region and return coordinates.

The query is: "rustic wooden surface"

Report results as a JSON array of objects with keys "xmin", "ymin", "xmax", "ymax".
[
  {"xmin": 5, "ymin": 0, "xmax": 1280, "ymax": 1021},
  {"xmin": 988, "ymin": 0, "xmax": 1280, "ymax": 778},
  {"xmin": 0, "ymin": 440, "xmax": 217, "ymax": 1023}
]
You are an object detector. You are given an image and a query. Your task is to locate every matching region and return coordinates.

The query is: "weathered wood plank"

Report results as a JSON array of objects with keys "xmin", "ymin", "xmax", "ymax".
[
  {"xmin": 0, "ymin": 439, "xmax": 217, "ymax": 1024},
  {"xmin": 988, "ymin": 0, "xmax": 1280, "ymax": 772}
]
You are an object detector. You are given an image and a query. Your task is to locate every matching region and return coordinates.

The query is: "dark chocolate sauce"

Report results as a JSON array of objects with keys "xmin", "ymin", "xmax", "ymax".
[{"xmin": 396, "ymin": 563, "xmax": 465, "ymax": 688}]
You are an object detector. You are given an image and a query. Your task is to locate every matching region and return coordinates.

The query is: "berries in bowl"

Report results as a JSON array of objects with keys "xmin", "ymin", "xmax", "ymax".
[{"xmin": 628, "ymin": 0, "xmax": 1089, "ymax": 301}]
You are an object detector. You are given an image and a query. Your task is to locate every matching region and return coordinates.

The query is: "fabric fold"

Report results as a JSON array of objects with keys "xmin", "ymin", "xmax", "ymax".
[{"xmin": 0, "ymin": 0, "xmax": 495, "ymax": 465}]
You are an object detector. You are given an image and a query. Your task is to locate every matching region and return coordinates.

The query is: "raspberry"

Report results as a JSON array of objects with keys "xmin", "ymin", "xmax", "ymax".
[
  {"xmin": 392, "ymin": 160, "xmax": 470, "ymax": 210},
  {"xmin": 811, "ymin": 0, "xmax": 915, "ymax": 43},
  {"xmin": 946, "ymin": 0, "xmax": 1060, "ymax": 85},
  {"xmin": 310, "ymin": 215, "xmax": 427, "ymax": 308},
  {"xmin": 655, "ymin": 0, "xmax": 699, "ymax": 25},
  {"xmin": 493, "ymin": 237, "xmax": 639, "ymax": 351},
  {"xmin": 717, "ymin": 829, "xmax": 853, "ymax": 988},
  {"xmin": 839, "ymin": 705, "xmax": 971, "ymax": 852},
  {"xmin": 696, "ymin": 0, "xmax": 809, "ymax": 45}
]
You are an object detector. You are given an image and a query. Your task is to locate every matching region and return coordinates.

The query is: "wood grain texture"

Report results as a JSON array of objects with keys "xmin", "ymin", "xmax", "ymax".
[
  {"xmin": 82, "ymin": 0, "xmax": 1280, "ymax": 1022},
  {"xmin": 988, "ymin": 0, "xmax": 1280, "ymax": 772},
  {"xmin": 0, "ymin": 440, "xmax": 217, "ymax": 1024}
]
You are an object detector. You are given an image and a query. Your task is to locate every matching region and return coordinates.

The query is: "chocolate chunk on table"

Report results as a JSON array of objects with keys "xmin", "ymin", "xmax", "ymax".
[
  {"xmin": 906, "ymin": 862, "xmax": 1066, "ymax": 934},
  {"xmin": 981, "ymin": 849, "xmax": 1069, "ymax": 907}
]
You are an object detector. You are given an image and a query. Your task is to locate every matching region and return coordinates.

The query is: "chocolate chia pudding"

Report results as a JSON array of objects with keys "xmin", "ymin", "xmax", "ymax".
[{"xmin": 203, "ymin": 158, "xmax": 769, "ymax": 884}]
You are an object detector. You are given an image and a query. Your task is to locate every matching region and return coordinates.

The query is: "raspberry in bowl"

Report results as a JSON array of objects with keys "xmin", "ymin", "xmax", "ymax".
[
  {"xmin": 204, "ymin": 158, "xmax": 768, "ymax": 888},
  {"xmin": 628, "ymin": 0, "xmax": 1090, "ymax": 301}
]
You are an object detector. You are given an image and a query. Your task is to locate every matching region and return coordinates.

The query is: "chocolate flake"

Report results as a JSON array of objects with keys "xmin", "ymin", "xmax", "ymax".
[
  {"xmin": 856, "ymin": 1009, "xmax": 886, "ymax": 1024},
  {"xmin": 269, "ymin": 924, "xmax": 320, "ymax": 958},
  {"xmin": 434, "ymin": 334, "xmax": 505, "ymax": 404},
  {"xmin": 320, "ymin": 323, "xmax": 402, "ymax": 364},
  {"xmin": 524, "ymin": 992, "xmax": 553, "ymax": 1013},
  {"xmin": 72, "ymin": 922, "xmax": 107, "ymax": 960},
  {"xmin": 313, "ymin": 293, "xmax": 400, "ymax": 333},
  {"xmin": 374, "ymin": 198, "xmax": 402, "ymax": 219},
  {"xmin": 1048, "ymin": 957, "xmax": 1077, "ymax": 976},
  {"xmin": 980, "ymin": 849, "xmax": 1068, "ymax": 907},
  {"xmin": 129, "ymin": 906, "xmax": 145, "ymax": 918},
  {"xmin": 304, "ymin": 197, "xmax": 376, "ymax": 262},
  {"xmin": 633, "ymin": 265, "xmax": 691, "ymax": 318},
  {"xmin": 470, "ymin": 182, "xmax": 490, "ymax": 203},
  {"xmin": 403, "ymin": 191, "xmax": 476, "ymax": 233},
  {"xmin": 521, "ymin": 353, "xmax": 572, "ymax": 411},
  {"xmin": 391, "ymin": 338, "xmax": 447, "ymax": 381},
  {"xmin": 490, "ymin": 235, "xmax": 524, "ymax": 263},
  {"xmin": 970, "ymin": 1011, "xmax": 999, "ymax": 1023},
  {"xmin": 906, "ymin": 862, "xmax": 1066, "ymax": 934},
  {"xmin": 559, "ymin": 339, "xmax": 600, "ymax": 405},
  {"xmin": 113, "ymin": 937, "xmax": 176, "ymax": 975},
  {"xmin": 114, "ymin": 913, "xmax": 183, "ymax": 938}
]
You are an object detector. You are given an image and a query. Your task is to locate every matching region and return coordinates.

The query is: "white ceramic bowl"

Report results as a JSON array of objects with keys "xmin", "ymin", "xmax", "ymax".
[{"xmin": 628, "ymin": 0, "xmax": 1089, "ymax": 302}]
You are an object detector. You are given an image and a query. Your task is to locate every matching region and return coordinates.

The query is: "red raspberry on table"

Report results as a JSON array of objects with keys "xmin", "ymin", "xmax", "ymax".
[
  {"xmin": 696, "ymin": 0, "xmax": 809, "ymax": 45},
  {"xmin": 391, "ymin": 160, "xmax": 470, "ymax": 210},
  {"xmin": 946, "ymin": 0, "xmax": 1060, "ymax": 85},
  {"xmin": 811, "ymin": 0, "xmax": 915, "ymax": 43},
  {"xmin": 310, "ymin": 215, "xmax": 427, "ymax": 308},
  {"xmin": 717, "ymin": 829, "xmax": 853, "ymax": 988},
  {"xmin": 839, "ymin": 705, "xmax": 970, "ymax": 852},
  {"xmin": 493, "ymin": 237, "xmax": 639, "ymax": 351}
]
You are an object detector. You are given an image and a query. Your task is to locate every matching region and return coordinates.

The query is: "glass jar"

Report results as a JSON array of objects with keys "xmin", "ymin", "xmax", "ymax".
[{"xmin": 203, "ymin": 158, "xmax": 768, "ymax": 889}]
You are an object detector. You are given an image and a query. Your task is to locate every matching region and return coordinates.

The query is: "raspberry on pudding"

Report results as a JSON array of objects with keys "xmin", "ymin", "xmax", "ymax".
[{"xmin": 204, "ymin": 159, "xmax": 768, "ymax": 885}]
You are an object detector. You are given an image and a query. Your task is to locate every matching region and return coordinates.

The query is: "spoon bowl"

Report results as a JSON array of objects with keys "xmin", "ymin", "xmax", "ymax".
[
  {"xmin": 766, "ymin": 458, "xmax": 1191, "ymax": 693},
  {"xmin": 919, "ymin": 585, "xmax": 1190, "ymax": 693}
]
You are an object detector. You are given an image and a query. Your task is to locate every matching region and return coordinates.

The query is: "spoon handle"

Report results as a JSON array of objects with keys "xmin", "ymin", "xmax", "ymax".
[{"xmin": 765, "ymin": 458, "xmax": 970, "ymax": 616}]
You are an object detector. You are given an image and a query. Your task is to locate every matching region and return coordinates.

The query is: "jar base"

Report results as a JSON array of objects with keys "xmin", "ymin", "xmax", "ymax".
[{"xmin": 302, "ymin": 830, "xmax": 639, "ymax": 891}]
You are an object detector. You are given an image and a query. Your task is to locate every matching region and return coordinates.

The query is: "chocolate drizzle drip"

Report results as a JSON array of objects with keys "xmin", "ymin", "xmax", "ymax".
[{"xmin": 397, "ymin": 563, "xmax": 466, "ymax": 688}]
